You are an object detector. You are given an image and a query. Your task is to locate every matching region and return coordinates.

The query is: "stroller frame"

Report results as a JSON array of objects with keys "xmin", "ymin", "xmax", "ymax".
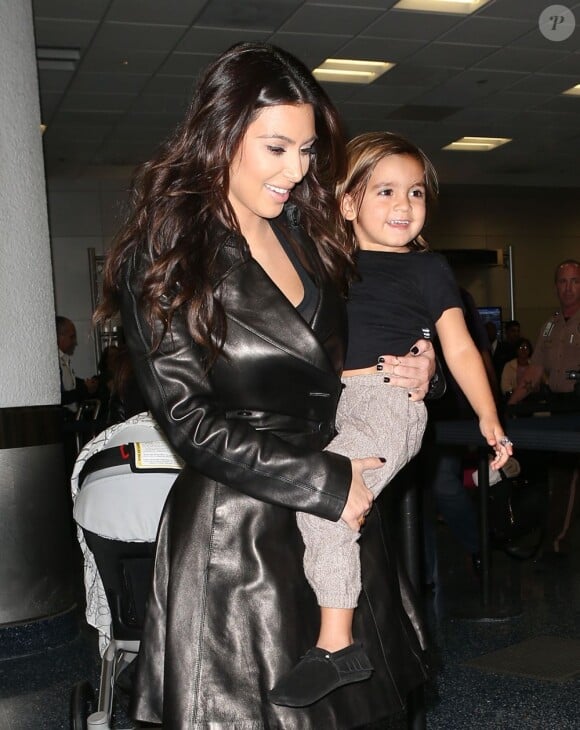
[{"xmin": 71, "ymin": 529, "xmax": 158, "ymax": 729}]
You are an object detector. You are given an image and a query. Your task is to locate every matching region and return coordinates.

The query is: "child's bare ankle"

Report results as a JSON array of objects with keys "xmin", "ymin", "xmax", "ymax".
[{"xmin": 316, "ymin": 636, "xmax": 353, "ymax": 653}]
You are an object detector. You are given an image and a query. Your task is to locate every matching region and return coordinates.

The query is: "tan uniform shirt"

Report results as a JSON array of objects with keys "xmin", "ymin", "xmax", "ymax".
[{"xmin": 530, "ymin": 308, "xmax": 580, "ymax": 393}]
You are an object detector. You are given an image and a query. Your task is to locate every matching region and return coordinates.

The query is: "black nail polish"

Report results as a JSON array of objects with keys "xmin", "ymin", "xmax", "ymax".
[
  {"xmin": 379, "ymin": 457, "xmax": 386, "ymax": 463},
  {"xmin": 408, "ymin": 393, "xmax": 412, "ymax": 398},
  {"xmin": 378, "ymin": 356, "xmax": 385, "ymax": 363},
  {"xmin": 410, "ymin": 346, "xmax": 419, "ymax": 355},
  {"xmin": 377, "ymin": 364, "xmax": 383, "ymax": 371},
  {"xmin": 383, "ymin": 376, "xmax": 390, "ymax": 383}
]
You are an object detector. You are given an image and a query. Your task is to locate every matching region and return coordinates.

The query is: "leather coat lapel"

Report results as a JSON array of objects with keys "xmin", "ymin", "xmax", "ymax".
[{"xmin": 217, "ymin": 256, "xmax": 337, "ymax": 373}]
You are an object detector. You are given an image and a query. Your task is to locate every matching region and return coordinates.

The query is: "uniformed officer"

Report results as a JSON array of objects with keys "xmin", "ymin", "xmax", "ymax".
[{"xmin": 508, "ymin": 259, "xmax": 580, "ymax": 555}]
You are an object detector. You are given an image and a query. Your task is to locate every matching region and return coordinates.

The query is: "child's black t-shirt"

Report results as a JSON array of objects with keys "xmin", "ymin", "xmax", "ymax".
[{"xmin": 344, "ymin": 249, "xmax": 462, "ymax": 369}]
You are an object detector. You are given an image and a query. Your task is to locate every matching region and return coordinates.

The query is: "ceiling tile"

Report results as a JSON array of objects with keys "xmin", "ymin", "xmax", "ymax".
[
  {"xmin": 269, "ymin": 32, "xmax": 349, "ymax": 61},
  {"xmin": 61, "ymin": 93, "xmax": 137, "ymax": 113},
  {"xmin": 387, "ymin": 104, "xmax": 460, "ymax": 121},
  {"xmin": 143, "ymin": 75, "xmax": 198, "ymax": 96},
  {"xmin": 416, "ymin": 69, "xmax": 525, "ymax": 106},
  {"xmin": 106, "ymin": 0, "xmax": 208, "ymax": 25},
  {"xmin": 177, "ymin": 27, "xmax": 271, "ymax": 54},
  {"xmin": 39, "ymin": 92, "xmax": 62, "ymax": 120},
  {"xmin": 510, "ymin": 73, "xmax": 580, "ymax": 94},
  {"xmin": 408, "ymin": 42, "xmax": 497, "ymax": 69},
  {"xmin": 34, "ymin": 18, "xmax": 98, "ymax": 50},
  {"xmin": 540, "ymin": 53, "xmax": 580, "ymax": 76},
  {"xmin": 67, "ymin": 71, "xmax": 150, "ymax": 95},
  {"xmin": 32, "ymin": 0, "xmax": 109, "ymax": 21},
  {"xmin": 337, "ymin": 36, "xmax": 423, "ymax": 61},
  {"xmin": 375, "ymin": 63, "xmax": 454, "ymax": 87},
  {"xmin": 477, "ymin": 0, "xmax": 567, "ymax": 21},
  {"xmin": 195, "ymin": 0, "xmax": 303, "ymax": 31},
  {"xmin": 131, "ymin": 94, "xmax": 190, "ymax": 115},
  {"xmin": 475, "ymin": 47, "xmax": 568, "ymax": 73},
  {"xmin": 37, "ymin": 68, "xmax": 75, "ymax": 93},
  {"xmin": 341, "ymin": 101, "xmax": 399, "ymax": 120},
  {"xmin": 279, "ymin": 4, "xmax": 383, "ymax": 35},
  {"xmin": 366, "ymin": 9, "xmax": 462, "ymax": 41},
  {"xmin": 91, "ymin": 22, "xmax": 187, "ymax": 54},
  {"xmin": 313, "ymin": 0, "xmax": 397, "ymax": 7},
  {"xmin": 30, "ymin": 0, "xmax": 580, "ymax": 186},
  {"xmin": 79, "ymin": 48, "xmax": 168, "ymax": 74},
  {"xmin": 349, "ymin": 84, "xmax": 425, "ymax": 105},
  {"xmin": 439, "ymin": 16, "xmax": 531, "ymax": 46},
  {"xmin": 157, "ymin": 53, "xmax": 216, "ymax": 78},
  {"xmin": 469, "ymin": 90, "xmax": 550, "ymax": 110}
]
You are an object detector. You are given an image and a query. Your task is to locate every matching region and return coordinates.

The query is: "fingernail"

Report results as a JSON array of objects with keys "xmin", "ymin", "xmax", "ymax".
[
  {"xmin": 408, "ymin": 393, "xmax": 412, "ymax": 398},
  {"xmin": 377, "ymin": 364, "xmax": 383, "ymax": 371},
  {"xmin": 379, "ymin": 457, "xmax": 386, "ymax": 463},
  {"xmin": 383, "ymin": 376, "xmax": 390, "ymax": 383},
  {"xmin": 410, "ymin": 346, "xmax": 419, "ymax": 355},
  {"xmin": 378, "ymin": 356, "xmax": 385, "ymax": 363}
]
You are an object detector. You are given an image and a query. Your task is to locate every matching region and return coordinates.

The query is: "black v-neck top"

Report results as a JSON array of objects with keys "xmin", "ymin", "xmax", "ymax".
[{"xmin": 274, "ymin": 228, "xmax": 318, "ymax": 324}]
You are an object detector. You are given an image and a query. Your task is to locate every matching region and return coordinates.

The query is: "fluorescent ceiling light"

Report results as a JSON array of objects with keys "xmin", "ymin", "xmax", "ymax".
[
  {"xmin": 36, "ymin": 47, "xmax": 80, "ymax": 72},
  {"xmin": 313, "ymin": 59, "xmax": 394, "ymax": 84},
  {"xmin": 443, "ymin": 136, "xmax": 511, "ymax": 151},
  {"xmin": 563, "ymin": 84, "xmax": 580, "ymax": 96},
  {"xmin": 392, "ymin": 0, "xmax": 490, "ymax": 14}
]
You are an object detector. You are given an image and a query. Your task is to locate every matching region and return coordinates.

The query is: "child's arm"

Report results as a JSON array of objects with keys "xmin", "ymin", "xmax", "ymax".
[{"xmin": 435, "ymin": 307, "xmax": 513, "ymax": 469}]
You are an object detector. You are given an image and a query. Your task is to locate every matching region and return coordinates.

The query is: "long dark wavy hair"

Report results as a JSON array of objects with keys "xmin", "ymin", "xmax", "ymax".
[
  {"xmin": 95, "ymin": 42, "xmax": 351, "ymax": 361},
  {"xmin": 336, "ymin": 131, "xmax": 439, "ymax": 255}
]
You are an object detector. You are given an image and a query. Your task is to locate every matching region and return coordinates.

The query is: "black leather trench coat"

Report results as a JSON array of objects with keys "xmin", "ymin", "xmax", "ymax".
[{"xmin": 122, "ymin": 214, "xmax": 428, "ymax": 729}]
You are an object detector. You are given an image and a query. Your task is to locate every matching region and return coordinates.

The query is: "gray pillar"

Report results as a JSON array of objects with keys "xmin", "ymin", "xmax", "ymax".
[{"xmin": 0, "ymin": 0, "xmax": 75, "ymax": 626}]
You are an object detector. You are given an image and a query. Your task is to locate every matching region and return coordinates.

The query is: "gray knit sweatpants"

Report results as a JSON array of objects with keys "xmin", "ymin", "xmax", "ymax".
[{"xmin": 297, "ymin": 374, "xmax": 427, "ymax": 608}]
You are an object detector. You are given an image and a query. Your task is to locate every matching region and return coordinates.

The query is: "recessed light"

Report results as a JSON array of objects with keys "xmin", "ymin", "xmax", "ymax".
[
  {"xmin": 313, "ymin": 59, "xmax": 394, "ymax": 84},
  {"xmin": 443, "ymin": 136, "xmax": 511, "ymax": 151},
  {"xmin": 392, "ymin": 0, "xmax": 491, "ymax": 14},
  {"xmin": 563, "ymin": 84, "xmax": 580, "ymax": 96},
  {"xmin": 36, "ymin": 47, "xmax": 80, "ymax": 72}
]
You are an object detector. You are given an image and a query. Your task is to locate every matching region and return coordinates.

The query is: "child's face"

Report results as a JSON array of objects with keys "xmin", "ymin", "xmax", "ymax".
[{"xmin": 343, "ymin": 153, "xmax": 426, "ymax": 253}]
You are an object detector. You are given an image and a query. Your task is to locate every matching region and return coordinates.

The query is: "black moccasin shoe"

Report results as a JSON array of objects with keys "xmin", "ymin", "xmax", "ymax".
[{"xmin": 268, "ymin": 642, "xmax": 373, "ymax": 707}]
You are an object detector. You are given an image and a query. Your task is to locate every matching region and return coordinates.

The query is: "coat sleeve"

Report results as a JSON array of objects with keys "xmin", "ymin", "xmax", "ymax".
[{"xmin": 119, "ymin": 260, "xmax": 352, "ymax": 523}]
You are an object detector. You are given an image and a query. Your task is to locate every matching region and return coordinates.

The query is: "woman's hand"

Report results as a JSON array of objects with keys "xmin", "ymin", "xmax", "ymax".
[
  {"xmin": 378, "ymin": 339, "xmax": 435, "ymax": 402},
  {"xmin": 340, "ymin": 457, "xmax": 381, "ymax": 532},
  {"xmin": 480, "ymin": 416, "xmax": 514, "ymax": 470}
]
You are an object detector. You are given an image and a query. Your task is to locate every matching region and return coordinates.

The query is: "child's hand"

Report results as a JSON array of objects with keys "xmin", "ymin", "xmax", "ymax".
[{"xmin": 480, "ymin": 417, "xmax": 513, "ymax": 471}]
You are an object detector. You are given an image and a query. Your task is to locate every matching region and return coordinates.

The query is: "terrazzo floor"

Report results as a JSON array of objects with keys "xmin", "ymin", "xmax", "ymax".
[{"xmin": 1, "ymin": 515, "xmax": 578, "ymax": 729}]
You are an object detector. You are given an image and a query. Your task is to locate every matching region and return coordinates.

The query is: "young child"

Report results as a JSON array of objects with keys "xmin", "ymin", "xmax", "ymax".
[{"xmin": 269, "ymin": 131, "xmax": 513, "ymax": 707}]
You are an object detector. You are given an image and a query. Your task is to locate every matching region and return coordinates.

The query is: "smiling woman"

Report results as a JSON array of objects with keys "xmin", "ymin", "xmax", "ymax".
[
  {"xmin": 228, "ymin": 103, "xmax": 316, "ymax": 228},
  {"xmin": 93, "ymin": 42, "xmax": 433, "ymax": 730}
]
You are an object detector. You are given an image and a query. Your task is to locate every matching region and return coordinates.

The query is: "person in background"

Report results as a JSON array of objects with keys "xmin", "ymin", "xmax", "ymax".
[
  {"xmin": 500, "ymin": 337, "xmax": 535, "ymax": 397},
  {"xmin": 94, "ymin": 43, "xmax": 436, "ymax": 730},
  {"xmin": 508, "ymin": 259, "xmax": 580, "ymax": 556},
  {"xmin": 492, "ymin": 319, "xmax": 521, "ymax": 381},
  {"xmin": 56, "ymin": 315, "xmax": 98, "ymax": 414}
]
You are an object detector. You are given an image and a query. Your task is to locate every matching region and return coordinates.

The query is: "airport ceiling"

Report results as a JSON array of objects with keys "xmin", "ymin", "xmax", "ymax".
[{"xmin": 33, "ymin": 0, "xmax": 580, "ymax": 187}]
